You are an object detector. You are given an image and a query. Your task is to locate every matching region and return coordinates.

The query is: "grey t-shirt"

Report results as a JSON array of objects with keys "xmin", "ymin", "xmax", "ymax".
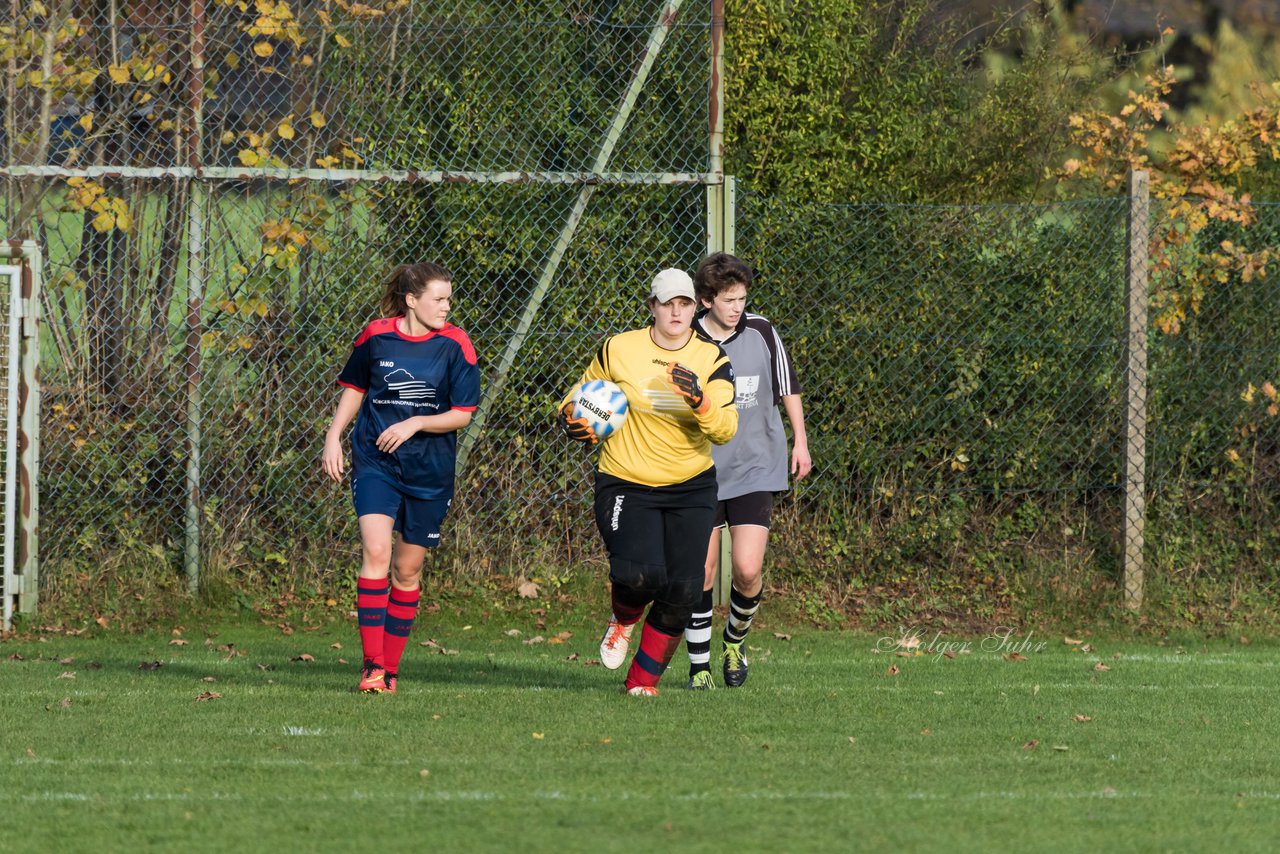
[{"xmin": 693, "ymin": 311, "xmax": 801, "ymax": 500}]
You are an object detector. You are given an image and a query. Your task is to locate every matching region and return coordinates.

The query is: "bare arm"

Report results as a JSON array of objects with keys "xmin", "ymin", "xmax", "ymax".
[
  {"xmin": 781, "ymin": 393, "xmax": 812, "ymax": 480},
  {"xmin": 373, "ymin": 409, "xmax": 474, "ymax": 454},
  {"xmin": 322, "ymin": 386, "xmax": 366, "ymax": 482}
]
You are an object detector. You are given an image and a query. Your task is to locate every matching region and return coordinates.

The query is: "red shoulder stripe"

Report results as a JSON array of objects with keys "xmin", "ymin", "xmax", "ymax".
[
  {"xmin": 438, "ymin": 324, "xmax": 478, "ymax": 365},
  {"xmin": 351, "ymin": 317, "xmax": 399, "ymax": 348}
]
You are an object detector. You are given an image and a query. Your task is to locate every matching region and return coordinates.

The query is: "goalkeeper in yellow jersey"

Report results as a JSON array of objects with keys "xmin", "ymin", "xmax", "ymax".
[{"xmin": 558, "ymin": 268, "xmax": 738, "ymax": 696}]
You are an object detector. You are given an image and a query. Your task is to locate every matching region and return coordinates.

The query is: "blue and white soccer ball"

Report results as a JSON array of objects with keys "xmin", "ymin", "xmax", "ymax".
[{"xmin": 571, "ymin": 379, "xmax": 629, "ymax": 441}]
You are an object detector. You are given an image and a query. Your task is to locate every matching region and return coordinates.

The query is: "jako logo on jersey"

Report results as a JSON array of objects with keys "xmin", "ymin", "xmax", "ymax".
[
  {"xmin": 611, "ymin": 495, "xmax": 624, "ymax": 531},
  {"xmin": 379, "ymin": 360, "xmax": 394, "ymax": 367}
]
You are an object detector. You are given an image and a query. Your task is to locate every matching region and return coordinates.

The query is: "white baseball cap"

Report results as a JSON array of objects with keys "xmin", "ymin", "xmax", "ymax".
[{"xmin": 649, "ymin": 268, "xmax": 695, "ymax": 303}]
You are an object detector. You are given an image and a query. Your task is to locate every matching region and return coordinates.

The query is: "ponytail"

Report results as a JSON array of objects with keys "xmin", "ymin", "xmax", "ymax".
[{"xmin": 379, "ymin": 261, "xmax": 453, "ymax": 317}]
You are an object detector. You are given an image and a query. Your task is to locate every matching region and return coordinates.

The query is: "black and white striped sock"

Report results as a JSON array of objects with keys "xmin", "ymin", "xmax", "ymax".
[
  {"xmin": 724, "ymin": 587, "xmax": 762, "ymax": 644},
  {"xmin": 685, "ymin": 588, "xmax": 714, "ymax": 674}
]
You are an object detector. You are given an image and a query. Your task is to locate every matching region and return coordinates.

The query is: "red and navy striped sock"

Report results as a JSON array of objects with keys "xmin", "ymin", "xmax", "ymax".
[
  {"xmin": 356, "ymin": 577, "xmax": 390, "ymax": 668},
  {"xmin": 382, "ymin": 584, "xmax": 421, "ymax": 676},
  {"xmin": 623, "ymin": 621, "xmax": 683, "ymax": 691}
]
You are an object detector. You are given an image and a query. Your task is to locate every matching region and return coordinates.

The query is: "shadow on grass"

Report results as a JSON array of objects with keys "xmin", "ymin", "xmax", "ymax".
[{"xmin": 116, "ymin": 653, "xmax": 616, "ymax": 694}]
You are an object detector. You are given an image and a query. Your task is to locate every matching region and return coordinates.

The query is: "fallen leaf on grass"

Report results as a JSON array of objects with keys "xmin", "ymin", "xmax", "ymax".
[
  {"xmin": 277, "ymin": 624, "xmax": 295, "ymax": 636},
  {"xmin": 202, "ymin": 676, "xmax": 216, "ymax": 683},
  {"xmin": 600, "ymin": 737, "xmax": 613, "ymax": 745},
  {"xmin": 337, "ymin": 658, "xmax": 348, "ymax": 665},
  {"xmin": 418, "ymin": 769, "xmax": 430, "ymax": 778},
  {"xmin": 1239, "ymin": 635, "xmax": 1250, "ymax": 645},
  {"xmin": 257, "ymin": 664, "xmax": 274, "ymax": 671},
  {"xmin": 61, "ymin": 697, "xmax": 71, "ymax": 708},
  {"xmin": 920, "ymin": 728, "xmax": 932, "ymax": 736},
  {"xmin": 57, "ymin": 671, "xmax": 75, "ymax": 679},
  {"xmin": 1004, "ymin": 653, "xmax": 1028, "ymax": 662},
  {"xmin": 942, "ymin": 650, "xmax": 957, "ymax": 660},
  {"xmin": 439, "ymin": 648, "xmax": 459, "ymax": 656},
  {"xmin": 848, "ymin": 737, "xmax": 856, "ymax": 745},
  {"xmin": 565, "ymin": 653, "xmax": 579, "ymax": 661},
  {"xmin": 95, "ymin": 617, "xmax": 109, "ymax": 629},
  {"xmin": 523, "ymin": 636, "xmax": 546, "ymax": 645},
  {"xmin": 773, "ymin": 632, "xmax": 792, "ymax": 641},
  {"xmin": 169, "ymin": 639, "xmax": 189, "ymax": 646},
  {"xmin": 1052, "ymin": 745, "xmax": 1069, "ymax": 752},
  {"xmin": 25, "ymin": 747, "xmax": 35, "ymax": 758},
  {"xmin": 1022, "ymin": 740, "xmax": 1039, "ymax": 751},
  {"xmin": 1093, "ymin": 662, "xmax": 1111, "ymax": 672},
  {"xmin": 330, "ymin": 643, "xmax": 343, "ymax": 650},
  {"xmin": 7, "ymin": 653, "xmax": 24, "ymax": 661},
  {"xmin": 291, "ymin": 654, "xmax": 315, "ymax": 662},
  {"xmin": 886, "ymin": 665, "xmax": 900, "ymax": 676},
  {"xmin": 517, "ymin": 580, "xmax": 540, "ymax": 599},
  {"xmin": 1072, "ymin": 714, "xmax": 1092, "ymax": 723},
  {"xmin": 504, "ymin": 629, "xmax": 522, "ymax": 637},
  {"xmin": 531, "ymin": 732, "xmax": 545, "ymax": 740},
  {"xmin": 59, "ymin": 657, "xmax": 75, "ymax": 665},
  {"xmin": 1080, "ymin": 644, "xmax": 1094, "ymax": 653},
  {"xmin": 139, "ymin": 660, "xmax": 163, "ymax": 671},
  {"xmin": 582, "ymin": 658, "xmax": 602, "ymax": 667},
  {"xmin": 1063, "ymin": 637, "xmax": 1084, "ymax": 645},
  {"xmin": 195, "ymin": 691, "xmax": 222, "ymax": 702}
]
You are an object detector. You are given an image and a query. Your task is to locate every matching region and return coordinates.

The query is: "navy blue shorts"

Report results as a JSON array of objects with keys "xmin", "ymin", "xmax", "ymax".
[{"xmin": 351, "ymin": 468, "xmax": 452, "ymax": 548}]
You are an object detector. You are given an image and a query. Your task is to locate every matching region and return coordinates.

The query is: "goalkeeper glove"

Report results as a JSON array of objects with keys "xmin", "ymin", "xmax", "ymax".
[
  {"xmin": 557, "ymin": 402, "xmax": 598, "ymax": 445},
  {"xmin": 666, "ymin": 362, "xmax": 708, "ymax": 414}
]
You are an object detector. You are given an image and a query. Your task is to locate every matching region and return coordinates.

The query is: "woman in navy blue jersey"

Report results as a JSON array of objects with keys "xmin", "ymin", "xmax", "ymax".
[{"xmin": 322, "ymin": 262, "xmax": 481, "ymax": 694}]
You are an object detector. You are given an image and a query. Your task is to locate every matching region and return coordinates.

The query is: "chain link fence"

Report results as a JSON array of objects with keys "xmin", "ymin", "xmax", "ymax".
[
  {"xmin": 5, "ymin": 1, "xmax": 1280, "ymax": 619},
  {"xmin": 2, "ymin": 0, "xmax": 722, "ymax": 614}
]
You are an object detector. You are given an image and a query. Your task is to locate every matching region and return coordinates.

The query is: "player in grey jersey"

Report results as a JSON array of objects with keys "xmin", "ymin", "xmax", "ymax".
[{"xmin": 684, "ymin": 252, "xmax": 812, "ymax": 688}]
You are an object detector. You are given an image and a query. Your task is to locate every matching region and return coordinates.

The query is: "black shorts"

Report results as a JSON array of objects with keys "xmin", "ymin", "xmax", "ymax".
[
  {"xmin": 713, "ymin": 491, "xmax": 774, "ymax": 530},
  {"xmin": 593, "ymin": 468, "xmax": 718, "ymax": 595}
]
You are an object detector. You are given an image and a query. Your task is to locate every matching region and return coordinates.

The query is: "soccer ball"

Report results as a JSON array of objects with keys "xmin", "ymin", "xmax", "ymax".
[{"xmin": 571, "ymin": 379, "xmax": 629, "ymax": 441}]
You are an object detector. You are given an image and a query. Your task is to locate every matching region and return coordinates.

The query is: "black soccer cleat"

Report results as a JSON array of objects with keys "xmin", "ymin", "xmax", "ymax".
[{"xmin": 722, "ymin": 640, "xmax": 749, "ymax": 688}]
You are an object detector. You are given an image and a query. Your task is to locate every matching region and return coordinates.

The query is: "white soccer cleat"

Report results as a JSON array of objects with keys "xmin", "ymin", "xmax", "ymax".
[
  {"xmin": 599, "ymin": 616, "xmax": 634, "ymax": 670},
  {"xmin": 626, "ymin": 685, "xmax": 659, "ymax": 697}
]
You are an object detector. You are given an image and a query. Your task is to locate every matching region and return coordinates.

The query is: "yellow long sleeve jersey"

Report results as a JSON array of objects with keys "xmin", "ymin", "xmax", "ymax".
[{"xmin": 563, "ymin": 327, "xmax": 738, "ymax": 487}]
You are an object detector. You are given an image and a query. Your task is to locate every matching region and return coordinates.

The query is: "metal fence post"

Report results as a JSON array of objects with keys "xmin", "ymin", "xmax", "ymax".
[
  {"xmin": 183, "ymin": 182, "xmax": 206, "ymax": 594},
  {"xmin": 705, "ymin": 0, "xmax": 733, "ymax": 607},
  {"xmin": 1124, "ymin": 170, "xmax": 1150, "ymax": 610}
]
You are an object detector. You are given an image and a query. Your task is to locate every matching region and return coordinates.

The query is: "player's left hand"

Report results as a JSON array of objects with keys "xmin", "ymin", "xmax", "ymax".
[
  {"xmin": 375, "ymin": 419, "xmax": 420, "ymax": 454},
  {"xmin": 791, "ymin": 443, "xmax": 813, "ymax": 480},
  {"xmin": 666, "ymin": 362, "xmax": 708, "ymax": 414}
]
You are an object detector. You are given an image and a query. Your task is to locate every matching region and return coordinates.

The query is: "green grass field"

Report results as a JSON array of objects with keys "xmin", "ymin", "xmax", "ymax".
[{"xmin": 2, "ymin": 608, "xmax": 1278, "ymax": 853}]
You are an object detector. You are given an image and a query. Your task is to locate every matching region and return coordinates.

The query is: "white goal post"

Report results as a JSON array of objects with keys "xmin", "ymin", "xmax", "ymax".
[{"xmin": 0, "ymin": 241, "xmax": 40, "ymax": 632}]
